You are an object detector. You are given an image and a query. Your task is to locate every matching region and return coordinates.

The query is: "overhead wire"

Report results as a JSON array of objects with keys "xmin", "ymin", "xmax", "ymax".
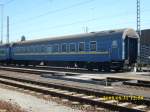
[
  {"xmin": 10, "ymin": 11, "xmax": 137, "ymax": 37},
  {"xmin": 16, "ymin": 10, "xmax": 136, "ymax": 33},
  {"xmin": 4, "ymin": 0, "xmax": 15, "ymax": 5},
  {"xmin": 6, "ymin": 0, "xmax": 149, "ymax": 41},
  {"xmin": 11, "ymin": 0, "xmax": 95, "ymax": 26}
]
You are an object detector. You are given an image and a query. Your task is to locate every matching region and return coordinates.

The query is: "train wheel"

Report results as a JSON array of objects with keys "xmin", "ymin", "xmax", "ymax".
[
  {"xmin": 114, "ymin": 69, "xmax": 120, "ymax": 72},
  {"xmin": 86, "ymin": 63, "xmax": 93, "ymax": 71},
  {"xmin": 98, "ymin": 64, "xmax": 102, "ymax": 71},
  {"xmin": 103, "ymin": 64, "xmax": 110, "ymax": 72},
  {"xmin": 104, "ymin": 68, "xmax": 110, "ymax": 72},
  {"xmin": 25, "ymin": 62, "xmax": 28, "ymax": 67},
  {"xmin": 98, "ymin": 68, "xmax": 102, "ymax": 71}
]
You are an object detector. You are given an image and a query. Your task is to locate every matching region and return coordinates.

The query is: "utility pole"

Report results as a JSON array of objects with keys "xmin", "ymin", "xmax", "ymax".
[
  {"xmin": 85, "ymin": 26, "xmax": 88, "ymax": 33},
  {"xmin": 83, "ymin": 26, "xmax": 88, "ymax": 33},
  {"xmin": 7, "ymin": 16, "xmax": 9, "ymax": 43},
  {"xmin": 0, "ymin": 4, "xmax": 4, "ymax": 44},
  {"xmin": 137, "ymin": 0, "xmax": 141, "ymax": 36},
  {"xmin": 137, "ymin": 0, "xmax": 141, "ymax": 70}
]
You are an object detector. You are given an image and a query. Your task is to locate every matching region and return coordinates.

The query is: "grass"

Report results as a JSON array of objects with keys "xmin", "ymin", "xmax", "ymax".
[{"xmin": 0, "ymin": 100, "xmax": 26, "ymax": 112}]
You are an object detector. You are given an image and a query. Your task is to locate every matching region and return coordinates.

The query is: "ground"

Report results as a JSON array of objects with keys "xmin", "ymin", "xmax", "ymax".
[{"xmin": 0, "ymin": 85, "xmax": 83, "ymax": 112}]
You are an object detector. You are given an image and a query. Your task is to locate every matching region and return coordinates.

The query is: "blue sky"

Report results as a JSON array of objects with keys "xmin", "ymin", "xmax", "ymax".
[{"xmin": 0, "ymin": 0, "xmax": 150, "ymax": 43}]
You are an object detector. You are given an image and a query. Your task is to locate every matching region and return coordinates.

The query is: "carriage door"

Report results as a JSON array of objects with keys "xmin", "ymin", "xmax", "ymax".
[
  {"xmin": 124, "ymin": 37, "xmax": 138, "ymax": 64},
  {"xmin": 111, "ymin": 40, "xmax": 119, "ymax": 61}
]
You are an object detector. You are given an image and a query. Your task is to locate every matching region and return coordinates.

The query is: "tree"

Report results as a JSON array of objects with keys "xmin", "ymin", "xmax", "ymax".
[{"xmin": 21, "ymin": 35, "xmax": 26, "ymax": 41}]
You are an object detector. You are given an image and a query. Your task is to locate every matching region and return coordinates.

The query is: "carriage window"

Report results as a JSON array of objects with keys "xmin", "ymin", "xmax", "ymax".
[
  {"xmin": 19, "ymin": 47, "xmax": 22, "ymax": 53},
  {"xmin": 28, "ymin": 47, "xmax": 32, "ymax": 53},
  {"xmin": 19, "ymin": 48, "xmax": 21, "ymax": 53},
  {"xmin": 69, "ymin": 43, "xmax": 76, "ymax": 52},
  {"xmin": 62, "ymin": 44, "xmax": 67, "ymax": 52},
  {"xmin": 90, "ymin": 41, "xmax": 96, "ymax": 51},
  {"xmin": 47, "ymin": 46, "xmax": 52, "ymax": 53},
  {"xmin": 15, "ymin": 48, "xmax": 18, "ymax": 53},
  {"xmin": 79, "ymin": 42, "xmax": 85, "ymax": 52},
  {"xmin": 20, "ymin": 47, "xmax": 26, "ymax": 53},
  {"xmin": 25, "ymin": 47, "xmax": 28, "ymax": 53},
  {"xmin": 31, "ymin": 46, "xmax": 34, "ymax": 53},
  {"xmin": 31, "ymin": 46, "xmax": 35, "ymax": 53},
  {"xmin": 41, "ymin": 46, "xmax": 45, "ymax": 52},
  {"xmin": 112, "ymin": 40, "xmax": 118, "ymax": 48},
  {"xmin": 27, "ymin": 46, "xmax": 31, "ymax": 53},
  {"xmin": 22, "ymin": 47, "xmax": 25, "ymax": 53},
  {"xmin": 0, "ymin": 50, "xmax": 5, "ymax": 54},
  {"xmin": 35, "ymin": 46, "xmax": 39, "ymax": 53},
  {"xmin": 37, "ymin": 46, "xmax": 41, "ymax": 52},
  {"xmin": 52, "ymin": 44, "xmax": 59, "ymax": 52},
  {"xmin": 24, "ymin": 47, "xmax": 27, "ymax": 53}
]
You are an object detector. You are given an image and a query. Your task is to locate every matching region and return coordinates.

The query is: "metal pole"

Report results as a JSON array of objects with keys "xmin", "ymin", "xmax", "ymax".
[
  {"xmin": 7, "ymin": 16, "xmax": 9, "ymax": 43},
  {"xmin": 137, "ymin": 0, "xmax": 141, "ymax": 36},
  {"xmin": 0, "ymin": 4, "xmax": 4, "ymax": 44},
  {"xmin": 85, "ymin": 26, "xmax": 88, "ymax": 33},
  {"xmin": 137, "ymin": 0, "xmax": 141, "ymax": 70},
  {"xmin": 105, "ymin": 78, "xmax": 108, "ymax": 86}
]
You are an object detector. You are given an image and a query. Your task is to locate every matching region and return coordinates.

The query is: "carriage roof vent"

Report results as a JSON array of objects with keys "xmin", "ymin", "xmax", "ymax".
[
  {"xmin": 90, "ymin": 32, "xmax": 95, "ymax": 33},
  {"xmin": 109, "ymin": 30, "xmax": 115, "ymax": 33}
]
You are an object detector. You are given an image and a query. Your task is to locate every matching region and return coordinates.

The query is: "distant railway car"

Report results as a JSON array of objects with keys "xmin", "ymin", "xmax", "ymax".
[
  {"xmin": 140, "ymin": 29, "xmax": 150, "ymax": 65},
  {"xmin": 0, "ymin": 44, "xmax": 10, "ymax": 63},
  {"xmin": 11, "ymin": 28, "xmax": 139, "ymax": 71}
]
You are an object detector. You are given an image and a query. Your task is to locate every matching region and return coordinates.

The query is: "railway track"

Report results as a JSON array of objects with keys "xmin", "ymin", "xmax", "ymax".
[
  {"xmin": 0, "ymin": 74, "xmax": 149, "ymax": 112},
  {"xmin": 1, "ymin": 65, "xmax": 150, "ymax": 87},
  {"xmin": 0, "ymin": 65, "xmax": 80, "ymax": 75},
  {"xmin": 0, "ymin": 65, "xmax": 150, "ymax": 89},
  {"xmin": 0, "ymin": 65, "xmax": 121, "ymax": 75},
  {"xmin": 123, "ymin": 81, "xmax": 150, "ymax": 88}
]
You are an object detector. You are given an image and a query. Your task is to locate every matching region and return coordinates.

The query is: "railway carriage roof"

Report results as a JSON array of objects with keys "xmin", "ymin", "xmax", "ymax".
[{"xmin": 13, "ymin": 28, "xmax": 139, "ymax": 45}]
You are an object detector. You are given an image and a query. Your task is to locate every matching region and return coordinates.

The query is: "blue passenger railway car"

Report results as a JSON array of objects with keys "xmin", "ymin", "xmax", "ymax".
[
  {"xmin": 0, "ymin": 28, "xmax": 139, "ymax": 71},
  {"xmin": 0, "ymin": 44, "xmax": 11, "ymax": 63}
]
